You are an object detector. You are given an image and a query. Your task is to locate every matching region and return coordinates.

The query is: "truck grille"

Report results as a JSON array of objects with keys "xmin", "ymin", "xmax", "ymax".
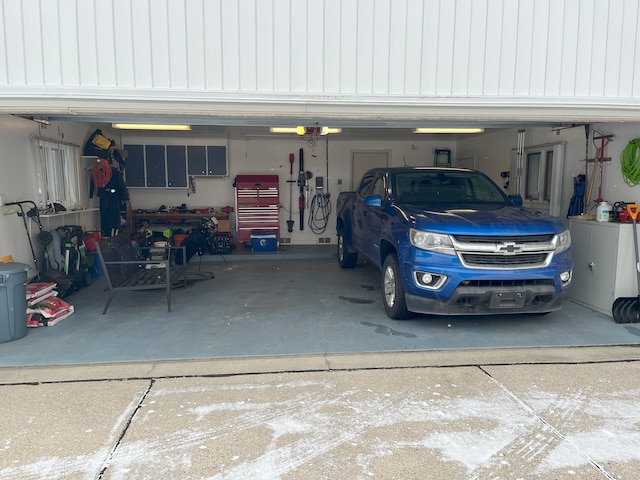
[
  {"xmin": 451, "ymin": 234, "xmax": 556, "ymax": 269},
  {"xmin": 461, "ymin": 253, "xmax": 550, "ymax": 267},
  {"xmin": 454, "ymin": 234, "xmax": 555, "ymax": 244}
]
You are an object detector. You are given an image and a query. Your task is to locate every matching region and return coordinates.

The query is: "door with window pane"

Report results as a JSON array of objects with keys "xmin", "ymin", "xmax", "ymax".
[
  {"xmin": 512, "ymin": 144, "xmax": 564, "ymax": 217},
  {"xmin": 525, "ymin": 151, "xmax": 554, "ymax": 202},
  {"xmin": 525, "ymin": 152, "xmax": 542, "ymax": 200}
]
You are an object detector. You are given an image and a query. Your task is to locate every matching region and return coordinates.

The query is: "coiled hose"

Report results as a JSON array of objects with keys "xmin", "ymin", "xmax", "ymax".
[
  {"xmin": 308, "ymin": 193, "xmax": 332, "ymax": 234},
  {"xmin": 621, "ymin": 138, "xmax": 640, "ymax": 187}
]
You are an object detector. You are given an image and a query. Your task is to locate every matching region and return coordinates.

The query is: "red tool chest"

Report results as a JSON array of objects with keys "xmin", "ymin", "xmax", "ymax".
[{"xmin": 235, "ymin": 175, "xmax": 280, "ymax": 245}]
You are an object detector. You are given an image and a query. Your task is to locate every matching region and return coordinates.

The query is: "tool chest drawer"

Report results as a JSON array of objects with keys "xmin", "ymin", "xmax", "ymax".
[{"xmin": 235, "ymin": 175, "xmax": 280, "ymax": 245}]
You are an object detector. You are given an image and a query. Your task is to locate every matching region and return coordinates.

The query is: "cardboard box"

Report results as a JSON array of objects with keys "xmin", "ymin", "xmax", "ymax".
[
  {"xmin": 251, "ymin": 232, "xmax": 277, "ymax": 252},
  {"xmin": 217, "ymin": 219, "xmax": 231, "ymax": 232}
]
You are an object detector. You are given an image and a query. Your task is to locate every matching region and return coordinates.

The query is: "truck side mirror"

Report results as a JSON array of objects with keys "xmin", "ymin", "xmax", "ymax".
[
  {"xmin": 509, "ymin": 195, "xmax": 523, "ymax": 207},
  {"xmin": 364, "ymin": 195, "xmax": 382, "ymax": 207}
]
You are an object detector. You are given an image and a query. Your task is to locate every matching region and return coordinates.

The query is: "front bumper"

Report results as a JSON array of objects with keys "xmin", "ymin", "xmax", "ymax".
[
  {"xmin": 399, "ymin": 247, "xmax": 572, "ymax": 316},
  {"xmin": 405, "ymin": 285, "xmax": 566, "ymax": 316}
]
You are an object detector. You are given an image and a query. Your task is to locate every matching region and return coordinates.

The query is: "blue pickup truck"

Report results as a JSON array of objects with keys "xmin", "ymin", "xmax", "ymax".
[{"xmin": 336, "ymin": 167, "xmax": 573, "ymax": 319}]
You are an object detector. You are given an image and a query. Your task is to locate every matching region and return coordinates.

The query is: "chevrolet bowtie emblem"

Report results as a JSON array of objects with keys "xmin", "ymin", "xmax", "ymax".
[{"xmin": 496, "ymin": 242, "xmax": 523, "ymax": 254}]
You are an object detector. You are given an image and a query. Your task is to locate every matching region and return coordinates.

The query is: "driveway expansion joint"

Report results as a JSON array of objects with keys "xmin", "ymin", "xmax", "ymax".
[{"xmin": 97, "ymin": 378, "xmax": 155, "ymax": 479}]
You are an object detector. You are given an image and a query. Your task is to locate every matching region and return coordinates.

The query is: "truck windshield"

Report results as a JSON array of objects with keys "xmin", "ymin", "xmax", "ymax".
[{"xmin": 394, "ymin": 171, "xmax": 510, "ymax": 206}]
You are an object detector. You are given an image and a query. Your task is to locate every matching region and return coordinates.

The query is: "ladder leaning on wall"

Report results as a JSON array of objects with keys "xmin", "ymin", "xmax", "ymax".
[{"xmin": 434, "ymin": 148, "xmax": 452, "ymax": 166}]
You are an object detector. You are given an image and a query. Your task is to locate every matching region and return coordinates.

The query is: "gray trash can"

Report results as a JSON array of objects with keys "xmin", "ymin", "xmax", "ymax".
[{"xmin": 0, "ymin": 262, "xmax": 29, "ymax": 343}]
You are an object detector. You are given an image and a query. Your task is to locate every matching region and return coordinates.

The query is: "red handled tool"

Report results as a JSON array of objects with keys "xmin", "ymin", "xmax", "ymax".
[{"xmin": 286, "ymin": 153, "xmax": 295, "ymax": 232}]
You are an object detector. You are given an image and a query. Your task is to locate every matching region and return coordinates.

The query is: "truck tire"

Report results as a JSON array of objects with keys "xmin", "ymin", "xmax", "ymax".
[
  {"xmin": 382, "ymin": 253, "xmax": 410, "ymax": 320},
  {"xmin": 338, "ymin": 229, "xmax": 358, "ymax": 268}
]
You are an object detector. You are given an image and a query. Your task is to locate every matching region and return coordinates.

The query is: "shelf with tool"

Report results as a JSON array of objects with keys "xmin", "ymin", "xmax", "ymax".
[
  {"xmin": 129, "ymin": 208, "xmax": 230, "ymax": 237},
  {"xmin": 129, "ymin": 207, "xmax": 234, "ymax": 256}
]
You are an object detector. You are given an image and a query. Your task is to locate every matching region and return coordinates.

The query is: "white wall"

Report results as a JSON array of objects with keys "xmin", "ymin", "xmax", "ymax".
[
  {"xmin": 0, "ymin": 115, "xmax": 98, "ymax": 274},
  {"xmin": 5, "ymin": 113, "xmax": 639, "ymax": 259},
  {"xmin": 0, "ymin": 115, "xmax": 39, "ymax": 266},
  {"xmin": 457, "ymin": 122, "xmax": 640, "ymax": 221},
  {"xmin": 122, "ymin": 132, "xmax": 456, "ymax": 245}
]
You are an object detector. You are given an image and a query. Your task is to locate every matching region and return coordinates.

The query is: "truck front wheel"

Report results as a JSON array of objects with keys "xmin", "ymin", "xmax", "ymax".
[
  {"xmin": 337, "ymin": 229, "xmax": 358, "ymax": 268},
  {"xmin": 382, "ymin": 253, "xmax": 410, "ymax": 320}
]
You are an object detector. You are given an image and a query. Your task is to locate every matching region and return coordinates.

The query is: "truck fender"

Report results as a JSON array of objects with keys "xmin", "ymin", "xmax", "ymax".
[{"xmin": 378, "ymin": 238, "xmax": 397, "ymax": 269}]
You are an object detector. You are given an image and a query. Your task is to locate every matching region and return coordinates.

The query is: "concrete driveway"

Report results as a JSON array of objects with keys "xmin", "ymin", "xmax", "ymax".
[{"xmin": 1, "ymin": 348, "xmax": 639, "ymax": 479}]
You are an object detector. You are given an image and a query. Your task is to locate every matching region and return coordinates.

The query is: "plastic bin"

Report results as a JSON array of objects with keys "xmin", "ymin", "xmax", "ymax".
[
  {"xmin": 86, "ymin": 252, "xmax": 105, "ymax": 279},
  {"xmin": 0, "ymin": 262, "xmax": 29, "ymax": 343}
]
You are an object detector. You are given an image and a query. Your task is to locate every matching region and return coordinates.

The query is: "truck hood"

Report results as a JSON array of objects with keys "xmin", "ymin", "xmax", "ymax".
[{"xmin": 400, "ymin": 204, "xmax": 567, "ymax": 235}]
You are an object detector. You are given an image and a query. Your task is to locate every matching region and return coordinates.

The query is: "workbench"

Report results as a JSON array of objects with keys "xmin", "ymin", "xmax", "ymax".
[{"xmin": 129, "ymin": 211, "xmax": 228, "ymax": 227}]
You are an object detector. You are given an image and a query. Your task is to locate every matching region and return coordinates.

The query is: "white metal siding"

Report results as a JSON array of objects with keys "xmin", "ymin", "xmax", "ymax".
[{"xmin": 1, "ymin": 0, "xmax": 639, "ymax": 114}]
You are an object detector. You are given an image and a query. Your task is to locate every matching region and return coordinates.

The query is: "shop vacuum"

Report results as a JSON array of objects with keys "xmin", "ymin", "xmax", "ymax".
[{"xmin": 612, "ymin": 204, "xmax": 640, "ymax": 323}]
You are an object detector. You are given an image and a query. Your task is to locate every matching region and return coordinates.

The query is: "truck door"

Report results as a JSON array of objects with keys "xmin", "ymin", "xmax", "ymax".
[
  {"xmin": 360, "ymin": 174, "xmax": 388, "ymax": 264},
  {"xmin": 351, "ymin": 173, "xmax": 376, "ymax": 252}
]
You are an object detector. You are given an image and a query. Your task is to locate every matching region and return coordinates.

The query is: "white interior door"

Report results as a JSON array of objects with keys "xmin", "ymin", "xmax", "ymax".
[
  {"xmin": 510, "ymin": 143, "xmax": 565, "ymax": 217},
  {"xmin": 351, "ymin": 152, "xmax": 389, "ymax": 189}
]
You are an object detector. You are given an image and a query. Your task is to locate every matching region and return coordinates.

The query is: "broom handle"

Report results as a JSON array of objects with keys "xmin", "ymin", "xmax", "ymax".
[{"xmin": 628, "ymin": 205, "xmax": 640, "ymax": 301}]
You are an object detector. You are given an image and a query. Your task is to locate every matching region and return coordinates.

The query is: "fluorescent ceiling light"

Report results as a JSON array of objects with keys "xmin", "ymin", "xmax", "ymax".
[
  {"xmin": 320, "ymin": 127, "xmax": 342, "ymax": 135},
  {"xmin": 413, "ymin": 127, "xmax": 484, "ymax": 134},
  {"xmin": 112, "ymin": 123, "xmax": 192, "ymax": 131},
  {"xmin": 269, "ymin": 127, "xmax": 299, "ymax": 134},
  {"xmin": 269, "ymin": 126, "xmax": 342, "ymax": 135}
]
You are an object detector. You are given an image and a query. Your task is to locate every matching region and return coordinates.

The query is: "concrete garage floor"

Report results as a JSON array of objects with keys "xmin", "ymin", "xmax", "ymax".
[
  {"xmin": 1, "ymin": 245, "xmax": 640, "ymax": 367},
  {"xmin": 2, "ymin": 247, "xmax": 640, "ymax": 479}
]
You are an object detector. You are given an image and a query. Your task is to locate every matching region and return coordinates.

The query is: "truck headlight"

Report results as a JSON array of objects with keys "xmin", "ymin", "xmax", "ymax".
[
  {"xmin": 554, "ymin": 229, "xmax": 571, "ymax": 254},
  {"xmin": 410, "ymin": 229, "xmax": 455, "ymax": 255}
]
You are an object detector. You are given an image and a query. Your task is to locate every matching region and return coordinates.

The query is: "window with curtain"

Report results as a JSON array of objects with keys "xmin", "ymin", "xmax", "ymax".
[{"xmin": 34, "ymin": 139, "xmax": 80, "ymax": 211}]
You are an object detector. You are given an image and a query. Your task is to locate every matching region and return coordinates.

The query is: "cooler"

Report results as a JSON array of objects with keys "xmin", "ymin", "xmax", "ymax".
[{"xmin": 251, "ymin": 232, "xmax": 278, "ymax": 252}]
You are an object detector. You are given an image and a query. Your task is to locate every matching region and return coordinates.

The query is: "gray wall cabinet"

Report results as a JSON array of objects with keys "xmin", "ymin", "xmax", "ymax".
[{"xmin": 125, "ymin": 144, "xmax": 227, "ymax": 188}]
